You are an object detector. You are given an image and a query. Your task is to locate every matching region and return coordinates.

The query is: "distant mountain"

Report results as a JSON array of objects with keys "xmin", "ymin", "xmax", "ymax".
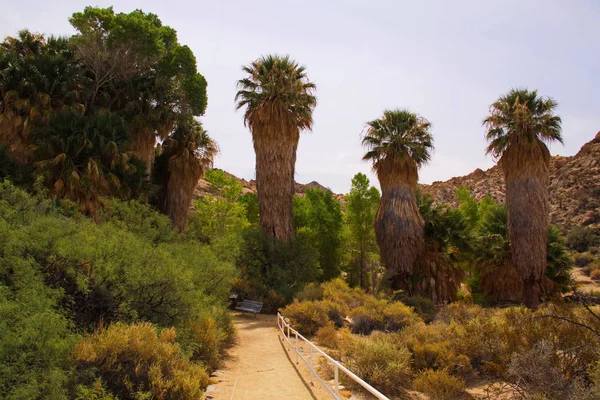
[{"xmin": 420, "ymin": 131, "xmax": 600, "ymax": 233}]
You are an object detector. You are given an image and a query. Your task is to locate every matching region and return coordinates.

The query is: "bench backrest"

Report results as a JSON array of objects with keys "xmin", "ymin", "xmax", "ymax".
[{"xmin": 238, "ymin": 300, "xmax": 263, "ymax": 311}]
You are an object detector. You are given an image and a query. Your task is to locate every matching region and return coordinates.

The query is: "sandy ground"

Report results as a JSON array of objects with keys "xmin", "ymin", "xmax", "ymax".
[
  {"xmin": 573, "ymin": 266, "xmax": 599, "ymax": 293},
  {"xmin": 205, "ymin": 313, "xmax": 331, "ymax": 400}
]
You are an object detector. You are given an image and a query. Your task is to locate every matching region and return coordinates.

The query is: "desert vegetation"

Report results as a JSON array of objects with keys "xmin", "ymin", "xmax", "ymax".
[{"xmin": 1, "ymin": 5, "xmax": 599, "ymax": 400}]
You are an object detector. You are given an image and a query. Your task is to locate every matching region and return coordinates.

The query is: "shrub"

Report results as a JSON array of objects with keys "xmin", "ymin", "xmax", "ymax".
[
  {"xmin": 412, "ymin": 369, "xmax": 466, "ymax": 400},
  {"xmin": 401, "ymin": 296, "xmax": 437, "ymax": 322},
  {"xmin": 342, "ymin": 334, "xmax": 412, "ymax": 394},
  {"xmin": 321, "ymin": 278, "xmax": 368, "ymax": 309},
  {"xmin": 295, "ymin": 282, "xmax": 324, "ymax": 302},
  {"xmin": 71, "ymin": 322, "xmax": 209, "ymax": 400},
  {"xmin": 178, "ymin": 317, "xmax": 225, "ymax": 371},
  {"xmin": 575, "ymin": 255, "xmax": 592, "ymax": 267},
  {"xmin": 591, "ymin": 269, "xmax": 600, "ymax": 281},
  {"xmin": 350, "ymin": 299, "xmax": 421, "ymax": 334},
  {"xmin": 567, "ymin": 227, "xmax": 599, "ymax": 253},
  {"xmin": 280, "ymin": 301, "xmax": 330, "ymax": 336},
  {"xmin": 315, "ymin": 324, "xmax": 339, "ymax": 349}
]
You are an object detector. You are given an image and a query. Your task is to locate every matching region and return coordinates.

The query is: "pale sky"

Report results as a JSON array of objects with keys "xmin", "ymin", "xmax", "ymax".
[{"xmin": 2, "ymin": 1, "xmax": 599, "ymax": 193}]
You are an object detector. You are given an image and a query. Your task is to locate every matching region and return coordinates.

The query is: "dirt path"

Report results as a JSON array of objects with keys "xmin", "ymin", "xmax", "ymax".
[{"xmin": 205, "ymin": 313, "xmax": 327, "ymax": 400}]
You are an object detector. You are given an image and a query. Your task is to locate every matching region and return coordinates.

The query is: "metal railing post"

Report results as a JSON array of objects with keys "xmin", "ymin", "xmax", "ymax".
[
  {"xmin": 295, "ymin": 332, "xmax": 299, "ymax": 364},
  {"xmin": 309, "ymin": 346, "xmax": 313, "ymax": 385},
  {"xmin": 287, "ymin": 324, "xmax": 290, "ymax": 350},
  {"xmin": 334, "ymin": 364, "xmax": 340, "ymax": 398}
]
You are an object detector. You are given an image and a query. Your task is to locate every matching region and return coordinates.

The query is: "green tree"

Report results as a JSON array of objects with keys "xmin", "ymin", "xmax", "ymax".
[
  {"xmin": 362, "ymin": 109, "xmax": 434, "ymax": 292},
  {"xmin": 294, "ymin": 188, "xmax": 344, "ymax": 281},
  {"xmin": 235, "ymin": 55, "xmax": 316, "ymax": 243},
  {"xmin": 345, "ymin": 173, "xmax": 380, "ymax": 290},
  {"xmin": 483, "ymin": 88, "xmax": 563, "ymax": 308}
]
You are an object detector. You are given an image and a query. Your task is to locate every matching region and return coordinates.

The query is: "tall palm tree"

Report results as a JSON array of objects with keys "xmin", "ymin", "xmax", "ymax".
[
  {"xmin": 483, "ymin": 88, "xmax": 562, "ymax": 309},
  {"xmin": 235, "ymin": 55, "xmax": 316, "ymax": 243},
  {"xmin": 362, "ymin": 109, "xmax": 433, "ymax": 292},
  {"xmin": 159, "ymin": 119, "xmax": 218, "ymax": 231}
]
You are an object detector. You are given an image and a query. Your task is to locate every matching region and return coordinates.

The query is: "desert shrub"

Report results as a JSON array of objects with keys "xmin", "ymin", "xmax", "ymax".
[
  {"xmin": 178, "ymin": 317, "xmax": 225, "ymax": 371},
  {"xmin": 342, "ymin": 334, "xmax": 412, "ymax": 394},
  {"xmin": 73, "ymin": 379, "xmax": 116, "ymax": 400},
  {"xmin": 71, "ymin": 322, "xmax": 209, "ymax": 400},
  {"xmin": 401, "ymin": 322, "xmax": 472, "ymax": 377},
  {"xmin": 315, "ymin": 324, "xmax": 339, "ymax": 349},
  {"xmin": 567, "ymin": 226, "xmax": 599, "ymax": 253},
  {"xmin": 280, "ymin": 301, "xmax": 330, "ymax": 336},
  {"xmin": 295, "ymin": 282, "xmax": 324, "ymax": 302},
  {"xmin": 401, "ymin": 296, "xmax": 437, "ymax": 322},
  {"xmin": 575, "ymin": 254, "xmax": 593, "ymax": 267},
  {"xmin": 591, "ymin": 269, "xmax": 600, "ymax": 280},
  {"xmin": 436, "ymin": 301, "xmax": 486, "ymax": 324},
  {"xmin": 321, "ymin": 278, "xmax": 369, "ymax": 309},
  {"xmin": 350, "ymin": 299, "xmax": 421, "ymax": 334},
  {"xmin": 507, "ymin": 341, "xmax": 578, "ymax": 400},
  {"xmin": 412, "ymin": 369, "xmax": 466, "ymax": 400}
]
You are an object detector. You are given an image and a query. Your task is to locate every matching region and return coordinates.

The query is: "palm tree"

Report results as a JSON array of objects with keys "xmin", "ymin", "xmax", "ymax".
[
  {"xmin": 362, "ymin": 109, "xmax": 433, "ymax": 292},
  {"xmin": 483, "ymin": 88, "xmax": 562, "ymax": 309},
  {"xmin": 159, "ymin": 119, "xmax": 218, "ymax": 231},
  {"xmin": 235, "ymin": 55, "xmax": 316, "ymax": 243}
]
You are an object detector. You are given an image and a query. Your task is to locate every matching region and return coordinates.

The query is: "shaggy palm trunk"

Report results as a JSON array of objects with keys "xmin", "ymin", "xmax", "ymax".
[
  {"xmin": 374, "ymin": 159, "xmax": 424, "ymax": 292},
  {"xmin": 413, "ymin": 244, "xmax": 463, "ymax": 304},
  {"xmin": 500, "ymin": 139, "xmax": 550, "ymax": 309},
  {"xmin": 253, "ymin": 126, "xmax": 298, "ymax": 243},
  {"xmin": 165, "ymin": 158, "xmax": 203, "ymax": 232},
  {"xmin": 128, "ymin": 127, "xmax": 156, "ymax": 177}
]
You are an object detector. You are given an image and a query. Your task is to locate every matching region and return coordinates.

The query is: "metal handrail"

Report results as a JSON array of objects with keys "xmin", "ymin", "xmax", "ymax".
[{"xmin": 277, "ymin": 312, "xmax": 389, "ymax": 400}]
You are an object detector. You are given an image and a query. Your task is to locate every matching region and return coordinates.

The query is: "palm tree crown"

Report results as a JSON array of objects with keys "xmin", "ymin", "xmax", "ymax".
[
  {"xmin": 362, "ymin": 109, "xmax": 433, "ymax": 173},
  {"xmin": 483, "ymin": 88, "xmax": 562, "ymax": 159},
  {"xmin": 235, "ymin": 54, "xmax": 316, "ymax": 135}
]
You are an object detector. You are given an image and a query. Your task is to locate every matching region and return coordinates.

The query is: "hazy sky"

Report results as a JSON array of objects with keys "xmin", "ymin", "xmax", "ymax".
[{"xmin": 2, "ymin": 1, "xmax": 599, "ymax": 193}]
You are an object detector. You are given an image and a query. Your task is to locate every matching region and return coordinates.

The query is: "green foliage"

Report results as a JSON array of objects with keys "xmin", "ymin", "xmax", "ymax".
[
  {"xmin": 188, "ymin": 169, "xmax": 248, "ymax": 259},
  {"xmin": 294, "ymin": 188, "xmax": 343, "ymax": 281},
  {"xmin": 567, "ymin": 226, "xmax": 599, "ymax": 253},
  {"xmin": 235, "ymin": 229, "xmax": 320, "ymax": 311},
  {"xmin": 412, "ymin": 369, "xmax": 466, "ymax": 400},
  {"xmin": 342, "ymin": 334, "xmax": 413, "ymax": 394},
  {"xmin": 350, "ymin": 299, "xmax": 422, "ymax": 334},
  {"xmin": 344, "ymin": 173, "xmax": 380, "ymax": 290},
  {"xmin": 0, "ymin": 180, "xmax": 235, "ymax": 397},
  {"xmin": 71, "ymin": 322, "xmax": 209, "ymax": 400}
]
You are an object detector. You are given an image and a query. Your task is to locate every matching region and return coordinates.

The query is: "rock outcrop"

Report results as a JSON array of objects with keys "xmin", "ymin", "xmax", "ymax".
[{"xmin": 420, "ymin": 132, "xmax": 600, "ymax": 233}]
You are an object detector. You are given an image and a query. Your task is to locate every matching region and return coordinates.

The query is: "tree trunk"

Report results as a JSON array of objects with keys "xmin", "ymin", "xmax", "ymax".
[
  {"xmin": 501, "ymin": 140, "xmax": 550, "ymax": 309},
  {"xmin": 374, "ymin": 159, "xmax": 424, "ymax": 293},
  {"xmin": 253, "ymin": 128, "xmax": 298, "ymax": 243}
]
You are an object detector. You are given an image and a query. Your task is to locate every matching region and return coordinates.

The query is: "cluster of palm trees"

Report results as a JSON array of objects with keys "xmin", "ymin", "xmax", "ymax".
[
  {"xmin": 0, "ymin": 8, "xmax": 218, "ymax": 228},
  {"xmin": 236, "ymin": 54, "xmax": 562, "ymax": 309}
]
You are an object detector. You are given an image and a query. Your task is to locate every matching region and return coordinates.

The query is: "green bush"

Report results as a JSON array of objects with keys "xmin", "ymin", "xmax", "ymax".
[
  {"xmin": 342, "ymin": 334, "xmax": 412, "ymax": 394},
  {"xmin": 350, "ymin": 299, "xmax": 421, "ymax": 334},
  {"xmin": 412, "ymin": 369, "xmax": 466, "ymax": 400},
  {"xmin": 567, "ymin": 226, "xmax": 599, "ymax": 253},
  {"xmin": 280, "ymin": 301, "xmax": 331, "ymax": 336},
  {"xmin": 71, "ymin": 322, "xmax": 209, "ymax": 400},
  {"xmin": 401, "ymin": 296, "xmax": 437, "ymax": 323}
]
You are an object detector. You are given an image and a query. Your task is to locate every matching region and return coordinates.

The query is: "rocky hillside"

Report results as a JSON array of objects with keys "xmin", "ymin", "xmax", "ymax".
[{"xmin": 420, "ymin": 132, "xmax": 600, "ymax": 233}]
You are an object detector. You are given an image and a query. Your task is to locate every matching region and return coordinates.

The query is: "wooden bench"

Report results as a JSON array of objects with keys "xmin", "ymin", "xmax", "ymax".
[{"xmin": 235, "ymin": 299, "xmax": 263, "ymax": 317}]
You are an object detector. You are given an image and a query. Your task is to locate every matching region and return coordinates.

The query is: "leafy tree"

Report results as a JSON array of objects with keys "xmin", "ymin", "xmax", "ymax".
[
  {"xmin": 484, "ymin": 88, "xmax": 563, "ymax": 308},
  {"xmin": 69, "ymin": 7, "xmax": 208, "ymax": 175},
  {"xmin": 345, "ymin": 173, "xmax": 380, "ymax": 290},
  {"xmin": 362, "ymin": 109, "xmax": 433, "ymax": 292},
  {"xmin": 294, "ymin": 188, "xmax": 343, "ymax": 281},
  {"xmin": 235, "ymin": 54, "xmax": 316, "ymax": 243}
]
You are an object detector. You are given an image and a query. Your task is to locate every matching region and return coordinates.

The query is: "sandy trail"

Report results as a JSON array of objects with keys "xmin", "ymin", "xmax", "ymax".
[{"xmin": 205, "ymin": 313, "xmax": 328, "ymax": 400}]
